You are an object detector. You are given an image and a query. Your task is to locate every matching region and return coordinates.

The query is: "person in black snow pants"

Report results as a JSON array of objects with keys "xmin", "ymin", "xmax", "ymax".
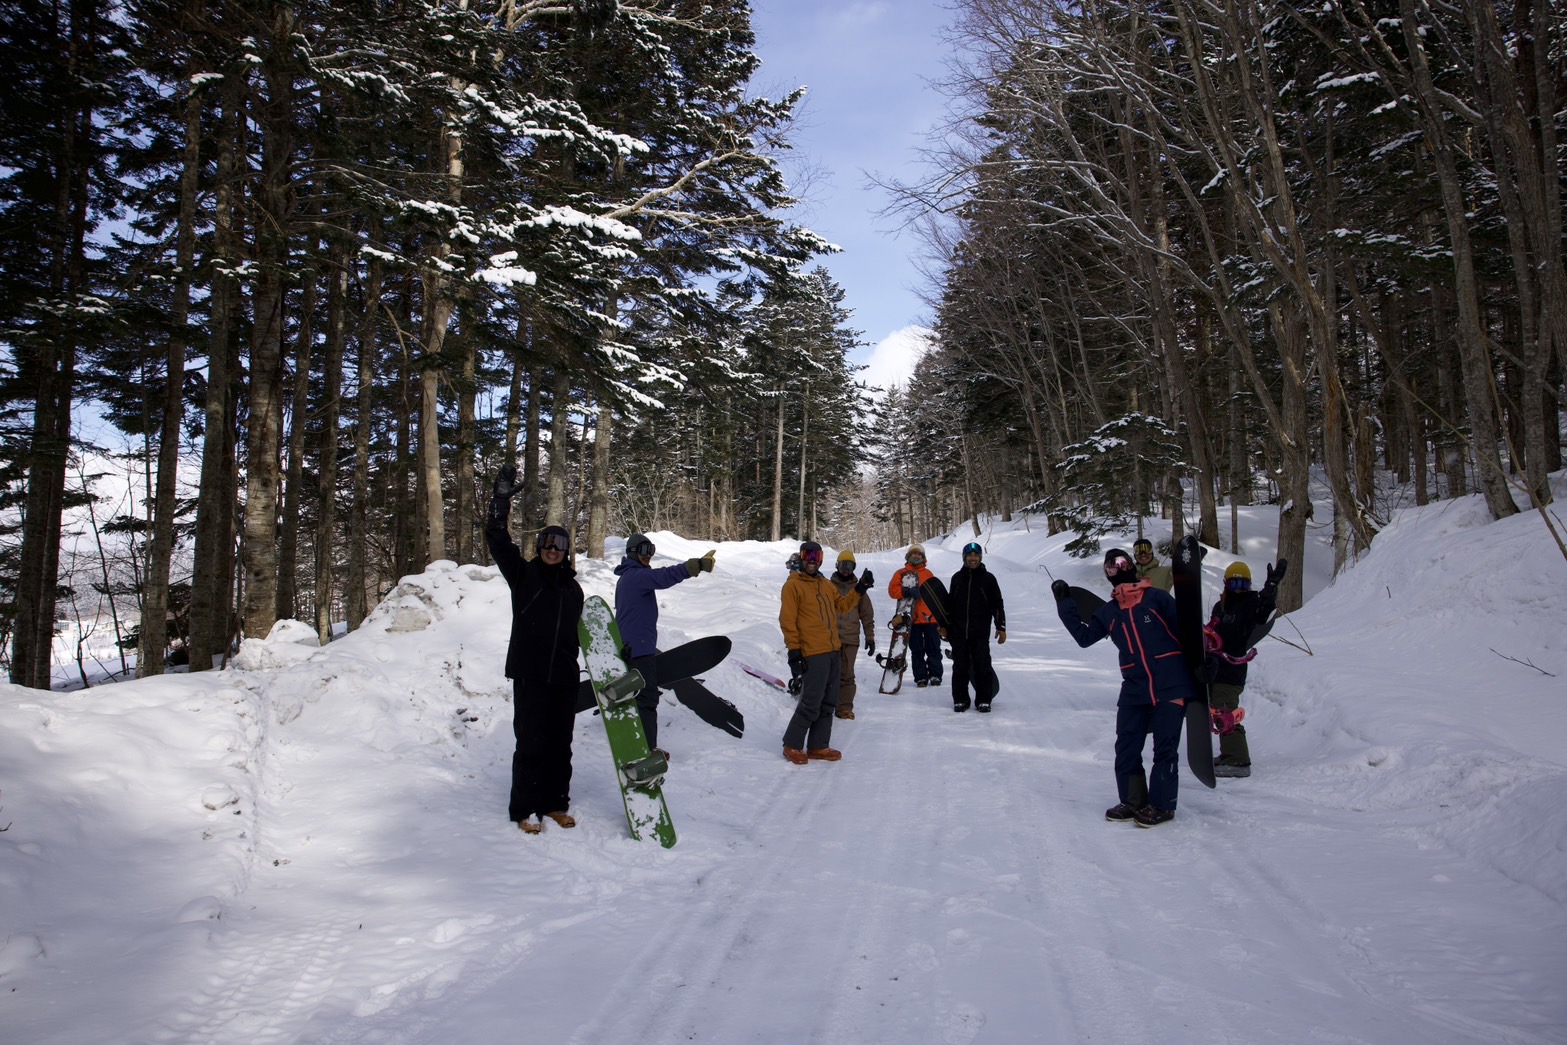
[
  {"xmin": 1052, "ymin": 548, "xmax": 1195, "ymax": 829},
  {"xmin": 486, "ymin": 466, "xmax": 585, "ymax": 836},
  {"xmin": 613, "ymin": 533, "xmax": 714, "ymax": 759},
  {"xmin": 943, "ymin": 541, "xmax": 1006, "ymax": 713}
]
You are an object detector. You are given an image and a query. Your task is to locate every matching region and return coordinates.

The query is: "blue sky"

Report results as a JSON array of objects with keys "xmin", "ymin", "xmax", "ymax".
[{"xmin": 749, "ymin": 0, "xmax": 953, "ymax": 389}]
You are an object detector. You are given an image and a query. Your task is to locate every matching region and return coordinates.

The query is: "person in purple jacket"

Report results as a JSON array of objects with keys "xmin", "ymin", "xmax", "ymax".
[
  {"xmin": 613, "ymin": 534, "xmax": 714, "ymax": 756},
  {"xmin": 1052, "ymin": 547, "xmax": 1195, "ymax": 829}
]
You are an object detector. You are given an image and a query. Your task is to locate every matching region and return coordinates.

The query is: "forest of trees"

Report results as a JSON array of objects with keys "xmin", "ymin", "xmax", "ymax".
[
  {"xmin": 889, "ymin": 0, "xmax": 1565, "ymax": 613},
  {"xmin": 3, "ymin": 0, "xmax": 1563, "ymax": 687},
  {"xmin": 1, "ymin": 0, "xmax": 880, "ymax": 688}
]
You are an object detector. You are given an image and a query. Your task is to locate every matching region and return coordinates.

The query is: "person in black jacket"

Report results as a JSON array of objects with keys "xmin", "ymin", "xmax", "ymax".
[
  {"xmin": 487, "ymin": 466, "xmax": 586, "ymax": 835},
  {"xmin": 1203, "ymin": 559, "xmax": 1284, "ymax": 778},
  {"xmin": 943, "ymin": 542, "xmax": 1007, "ymax": 713}
]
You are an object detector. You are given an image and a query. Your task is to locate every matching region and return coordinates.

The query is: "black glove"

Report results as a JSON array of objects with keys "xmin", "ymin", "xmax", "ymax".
[
  {"xmin": 855, "ymin": 568, "xmax": 874, "ymax": 594},
  {"xmin": 1265, "ymin": 558, "xmax": 1289, "ymax": 589},
  {"xmin": 864, "ymin": 636, "xmax": 875, "ymax": 655},
  {"xmin": 1051, "ymin": 579, "xmax": 1070, "ymax": 602},
  {"xmin": 787, "ymin": 648, "xmax": 805, "ymax": 678},
  {"xmin": 492, "ymin": 465, "xmax": 521, "ymax": 500}
]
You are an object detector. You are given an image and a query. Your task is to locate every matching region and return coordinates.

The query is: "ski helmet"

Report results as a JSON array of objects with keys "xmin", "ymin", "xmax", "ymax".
[
  {"xmin": 1103, "ymin": 548, "xmax": 1137, "ymax": 587},
  {"xmin": 627, "ymin": 534, "xmax": 654, "ymax": 559},
  {"xmin": 1224, "ymin": 561, "xmax": 1252, "ymax": 592},
  {"xmin": 799, "ymin": 540, "xmax": 824, "ymax": 566}
]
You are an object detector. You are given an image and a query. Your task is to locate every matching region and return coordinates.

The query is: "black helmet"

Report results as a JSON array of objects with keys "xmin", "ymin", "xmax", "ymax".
[{"xmin": 627, "ymin": 534, "xmax": 654, "ymax": 558}]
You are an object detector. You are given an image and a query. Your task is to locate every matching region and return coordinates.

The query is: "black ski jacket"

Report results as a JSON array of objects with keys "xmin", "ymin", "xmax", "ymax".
[
  {"xmin": 1206, "ymin": 586, "xmax": 1277, "ymax": 687},
  {"xmin": 487, "ymin": 508, "xmax": 584, "ymax": 685},
  {"xmin": 947, "ymin": 564, "xmax": 1006, "ymax": 640}
]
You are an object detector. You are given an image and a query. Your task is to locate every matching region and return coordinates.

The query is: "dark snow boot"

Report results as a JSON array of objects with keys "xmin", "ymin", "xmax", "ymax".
[
  {"xmin": 1105, "ymin": 803, "xmax": 1139, "ymax": 823},
  {"xmin": 1133, "ymin": 806, "xmax": 1174, "ymax": 828}
]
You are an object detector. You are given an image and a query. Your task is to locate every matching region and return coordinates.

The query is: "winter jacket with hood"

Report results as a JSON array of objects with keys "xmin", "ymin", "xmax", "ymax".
[
  {"xmin": 887, "ymin": 563, "xmax": 937, "ymax": 624},
  {"xmin": 781, "ymin": 569, "xmax": 863, "ymax": 657},
  {"xmin": 1056, "ymin": 579, "xmax": 1195, "ymax": 706},
  {"xmin": 1135, "ymin": 552, "xmax": 1174, "ymax": 593},
  {"xmin": 947, "ymin": 563, "xmax": 1006, "ymax": 639},
  {"xmin": 830, "ymin": 570, "xmax": 876, "ymax": 647},
  {"xmin": 487, "ymin": 516, "xmax": 585, "ymax": 685},
  {"xmin": 613, "ymin": 554, "xmax": 694, "ymax": 658}
]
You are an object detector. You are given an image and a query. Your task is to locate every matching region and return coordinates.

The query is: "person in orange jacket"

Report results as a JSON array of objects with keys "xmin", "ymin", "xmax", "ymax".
[
  {"xmin": 887, "ymin": 544, "xmax": 941, "ymax": 688},
  {"xmin": 780, "ymin": 540, "xmax": 872, "ymax": 764}
]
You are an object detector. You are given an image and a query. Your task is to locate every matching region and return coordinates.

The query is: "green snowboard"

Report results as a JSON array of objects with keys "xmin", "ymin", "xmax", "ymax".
[{"xmin": 577, "ymin": 595, "xmax": 677, "ymax": 847}]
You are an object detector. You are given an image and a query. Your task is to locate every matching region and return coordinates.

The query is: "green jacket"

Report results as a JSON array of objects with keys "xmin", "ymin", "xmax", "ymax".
[{"xmin": 1137, "ymin": 553, "xmax": 1174, "ymax": 593}]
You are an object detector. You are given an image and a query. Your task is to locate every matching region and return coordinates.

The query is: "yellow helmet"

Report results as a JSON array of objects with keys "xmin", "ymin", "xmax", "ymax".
[{"xmin": 1225, "ymin": 562, "xmax": 1252, "ymax": 581}]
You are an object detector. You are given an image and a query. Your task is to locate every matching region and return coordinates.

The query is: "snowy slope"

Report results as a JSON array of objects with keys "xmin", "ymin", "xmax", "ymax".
[{"xmin": 2, "ymin": 488, "xmax": 1564, "ymax": 1044}]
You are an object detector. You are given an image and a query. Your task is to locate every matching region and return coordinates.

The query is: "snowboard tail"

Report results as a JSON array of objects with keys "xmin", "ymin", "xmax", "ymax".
[
  {"xmin": 577, "ymin": 596, "xmax": 677, "ymax": 846},
  {"xmin": 1172, "ymin": 534, "xmax": 1215, "ymax": 789}
]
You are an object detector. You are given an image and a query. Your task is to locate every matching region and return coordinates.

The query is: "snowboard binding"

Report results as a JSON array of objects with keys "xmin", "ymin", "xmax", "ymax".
[{"xmin": 1210, "ymin": 706, "xmax": 1246, "ymax": 735}]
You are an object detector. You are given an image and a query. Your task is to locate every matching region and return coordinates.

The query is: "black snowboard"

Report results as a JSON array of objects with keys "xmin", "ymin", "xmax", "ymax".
[
  {"xmin": 666, "ymin": 676, "xmax": 744, "ymax": 738},
  {"xmin": 1172, "ymin": 534, "xmax": 1215, "ymax": 788},
  {"xmin": 1068, "ymin": 585, "xmax": 1105, "ymax": 620},
  {"xmin": 918, "ymin": 576, "xmax": 952, "ymax": 632},
  {"xmin": 574, "ymin": 635, "xmax": 732, "ymax": 715}
]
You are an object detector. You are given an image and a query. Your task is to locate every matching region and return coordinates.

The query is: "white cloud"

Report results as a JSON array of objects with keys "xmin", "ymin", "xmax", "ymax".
[{"xmin": 856, "ymin": 324, "xmax": 934, "ymax": 393}]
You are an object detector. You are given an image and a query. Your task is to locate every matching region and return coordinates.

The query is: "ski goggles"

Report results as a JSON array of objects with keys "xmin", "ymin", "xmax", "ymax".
[
  {"xmin": 1104, "ymin": 555, "xmax": 1133, "ymax": 576},
  {"xmin": 800, "ymin": 547, "xmax": 824, "ymax": 565},
  {"xmin": 1225, "ymin": 576, "xmax": 1251, "ymax": 592},
  {"xmin": 836, "ymin": 560, "xmax": 856, "ymax": 571},
  {"xmin": 962, "ymin": 543, "xmax": 982, "ymax": 557},
  {"xmin": 1134, "ymin": 546, "xmax": 1153, "ymax": 558},
  {"xmin": 905, "ymin": 553, "xmax": 925, "ymax": 566},
  {"xmin": 628, "ymin": 538, "xmax": 655, "ymax": 558},
  {"xmin": 538, "ymin": 535, "xmax": 569, "ymax": 553}
]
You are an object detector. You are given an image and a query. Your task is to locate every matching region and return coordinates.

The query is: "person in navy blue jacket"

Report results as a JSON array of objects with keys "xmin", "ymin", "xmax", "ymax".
[
  {"xmin": 1052, "ymin": 547, "xmax": 1195, "ymax": 828},
  {"xmin": 487, "ymin": 467, "xmax": 585, "ymax": 835},
  {"xmin": 613, "ymin": 534, "xmax": 714, "ymax": 755}
]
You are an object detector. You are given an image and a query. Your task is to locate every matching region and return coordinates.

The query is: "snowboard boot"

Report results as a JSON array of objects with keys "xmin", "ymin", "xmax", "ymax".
[
  {"xmin": 1133, "ymin": 806, "xmax": 1174, "ymax": 828},
  {"xmin": 1214, "ymin": 759, "xmax": 1252, "ymax": 778},
  {"xmin": 1104, "ymin": 803, "xmax": 1139, "ymax": 823},
  {"xmin": 953, "ymin": 699, "xmax": 970, "ymax": 713},
  {"xmin": 976, "ymin": 700, "xmax": 992, "ymax": 713}
]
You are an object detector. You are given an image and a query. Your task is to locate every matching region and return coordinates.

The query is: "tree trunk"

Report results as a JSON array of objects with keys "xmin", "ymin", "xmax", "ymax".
[
  {"xmin": 240, "ymin": 3, "xmax": 298, "ymax": 643},
  {"xmin": 139, "ymin": 63, "xmax": 200, "ymax": 678},
  {"xmin": 346, "ymin": 255, "xmax": 381, "ymax": 630},
  {"xmin": 188, "ymin": 79, "xmax": 243, "ymax": 670},
  {"xmin": 314, "ymin": 246, "xmax": 347, "ymax": 641},
  {"xmin": 588, "ymin": 399, "xmax": 613, "ymax": 558}
]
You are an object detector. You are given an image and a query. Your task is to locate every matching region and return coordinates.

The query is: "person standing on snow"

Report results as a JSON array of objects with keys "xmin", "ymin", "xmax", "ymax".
[
  {"xmin": 829, "ymin": 547, "xmax": 877, "ymax": 720},
  {"xmin": 888, "ymin": 544, "xmax": 941, "ymax": 688},
  {"xmin": 1203, "ymin": 558, "xmax": 1285, "ymax": 778},
  {"xmin": 487, "ymin": 466, "xmax": 585, "ymax": 835},
  {"xmin": 1051, "ymin": 548, "xmax": 1194, "ymax": 828},
  {"xmin": 613, "ymin": 534, "xmax": 714, "ymax": 758},
  {"xmin": 943, "ymin": 542, "xmax": 1006, "ymax": 713},
  {"xmin": 780, "ymin": 540, "xmax": 873, "ymax": 763},
  {"xmin": 1133, "ymin": 537, "xmax": 1174, "ymax": 592}
]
